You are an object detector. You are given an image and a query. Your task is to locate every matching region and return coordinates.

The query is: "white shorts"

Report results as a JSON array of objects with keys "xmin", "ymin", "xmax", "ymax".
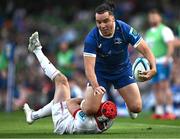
[{"xmin": 51, "ymin": 101, "xmax": 75, "ymax": 134}]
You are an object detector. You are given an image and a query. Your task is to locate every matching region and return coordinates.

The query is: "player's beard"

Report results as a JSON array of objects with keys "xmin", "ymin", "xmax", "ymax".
[{"xmin": 150, "ymin": 22, "xmax": 159, "ymax": 27}]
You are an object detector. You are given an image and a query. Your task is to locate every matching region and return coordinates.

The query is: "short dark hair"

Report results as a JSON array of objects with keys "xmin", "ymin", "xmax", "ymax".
[
  {"xmin": 148, "ymin": 9, "xmax": 161, "ymax": 15},
  {"xmin": 95, "ymin": 0, "xmax": 115, "ymax": 15}
]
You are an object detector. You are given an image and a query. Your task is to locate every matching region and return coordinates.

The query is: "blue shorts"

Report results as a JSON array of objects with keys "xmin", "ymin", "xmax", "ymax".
[
  {"xmin": 95, "ymin": 69, "xmax": 136, "ymax": 92},
  {"xmin": 151, "ymin": 63, "xmax": 172, "ymax": 84}
]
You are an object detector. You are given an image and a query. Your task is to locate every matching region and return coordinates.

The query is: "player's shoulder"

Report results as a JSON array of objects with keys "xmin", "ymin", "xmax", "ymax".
[
  {"xmin": 85, "ymin": 27, "xmax": 98, "ymax": 40},
  {"xmin": 161, "ymin": 24, "xmax": 173, "ymax": 33},
  {"xmin": 116, "ymin": 19, "xmax": 127, "ymax": 25},
  {"xmin": 160, "ymin": 24, "xmax": 174, "ymax": 41},
  {"xmin": 116, "ymin": 19, "xmax": 131, "ymax": 33},
  {"xmin": 116, "ymin": 20, "xmax": 131, "ymax": 28}
]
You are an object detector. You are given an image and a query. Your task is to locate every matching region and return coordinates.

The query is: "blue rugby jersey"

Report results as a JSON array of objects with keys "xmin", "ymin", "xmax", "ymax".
[{"xmin": 84, "ymin": 20, "xmax": 142, "ymax": 79}]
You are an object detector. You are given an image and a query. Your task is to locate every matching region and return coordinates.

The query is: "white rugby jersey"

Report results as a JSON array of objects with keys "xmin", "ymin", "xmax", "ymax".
[
  {"xmin": 54, "ymin": 109, "xmax": 113, "ymax": 134},
  {"xmin": 73, "ymin": 110, "xmax": 113, "ymax": 134}
]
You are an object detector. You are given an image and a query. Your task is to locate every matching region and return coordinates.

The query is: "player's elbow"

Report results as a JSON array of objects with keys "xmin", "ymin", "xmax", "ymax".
[{"xmin": 54, "ymin": 74, "xmax": 68, "ymax": 86}]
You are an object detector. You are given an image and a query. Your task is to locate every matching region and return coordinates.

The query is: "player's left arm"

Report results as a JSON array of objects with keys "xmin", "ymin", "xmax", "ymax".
[
  {"xmin": 121, "ymin": 21, "xmax": 156, "ymax": 80},
  {"xmin": 173, "ymin": 38, "xmax": 180, "ymax": 48},
  {"xmin": 166, "ymin": 41, "xmax": 174, "ymax": 63},
  {"xmin": 135, "ymin": 39, "xmax": 157, "ymax": 80},
  {"xmin": 162, "ymin": 26, "xmax": 175, "ymax": 61}
]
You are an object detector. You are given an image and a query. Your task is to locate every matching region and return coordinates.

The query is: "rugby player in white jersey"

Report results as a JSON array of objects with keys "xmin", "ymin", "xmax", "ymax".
[{"xmin": 23, "ymin": 32, "xmax": 117, "ymax": 134}]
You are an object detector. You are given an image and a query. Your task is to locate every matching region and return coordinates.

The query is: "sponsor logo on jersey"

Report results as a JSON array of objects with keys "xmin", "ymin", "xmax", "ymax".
[
  {"xmin": 114, "ymin": 37, "xmax": 122, "ymax": 45},
  {"xmin": 130, "ymin": 28, "xmax": 138, "ymax": 39},
  {"xmin": 78, "ymin": 111, "xmax": 87, "ymax": 121},
  {"xmin": 98, "ymin": 44, "xmax": 102, "ymax": 48},
  {"xmin": 129, "ymin": 75, "xmax": 134, "ymax": 79}
]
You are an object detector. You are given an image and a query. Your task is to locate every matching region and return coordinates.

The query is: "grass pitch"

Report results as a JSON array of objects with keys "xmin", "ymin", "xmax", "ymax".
[{"xmin": 0, "ymin": 111, "xmax": 180, "ymax": 138}]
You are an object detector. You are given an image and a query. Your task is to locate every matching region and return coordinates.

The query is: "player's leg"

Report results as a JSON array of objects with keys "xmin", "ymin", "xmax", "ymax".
[
  {"xmin": 24, "ymin": 74, "xmax": 71, "ymax": 124},
  {"xmin": 117, "ymin": 83, "xmax": 142, "ymax": 119},
  {"xmin": 152, "ymin": 80, "xmax": 174, "ymax": 120},
  {"xmin": 164, "ymin": 80, "xmax": 173, "ymax": 112},
  {"xmin": 53, "ymin": 74, "xmax": 70, "ymax": 103},
  {"xmin": 28, "ymin": 32, "xmax": 60, "ymax": 80},
  {"xmin": 152, "ymin": 63, "xmax": 175, "ymax": 119},
  {"xmin": 150, "ymin": 64, "xmax": 165, "ymax": 119},
  {"xmin": 24, "ymin": 32, "xmax": 70, "ymax": 124},
  {"xmin": 28, "ymin": 32, "xmax": 71, "ymax": 102},
  {"xmin": 164, "ymin": 63, "xmax": 176, "ymax": 119},
  {"xmin": 24, "ymin": 101, "xmax": 53, "ymax": 124},
  {"xmin": 152, "ymin": 83, "xmax": 165, "ymax": 118},
  {"xmin": 162, "ymin": 63, "xmax": 175, "ymax": 119},
  {"xmin": 161, "ymin": 80, "xmax": 174, "ymax": 119},
  {"xmin": 112, "ymin": 69, "xmax": 141, "ymax": 119}
]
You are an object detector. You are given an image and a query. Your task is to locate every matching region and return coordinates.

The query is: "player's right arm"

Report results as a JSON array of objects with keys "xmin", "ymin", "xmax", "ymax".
[
  {"xmin": 83, "ymin": 56, "xmax": 105, "ymax": 95},
  {"xmin": 83, "ymin": 34, "xmax": 106, "ymax": 95},
  {"xmin": 162, "ymin": 26, "xmax": 175, "ymax": 62},
  {"xmin": 84, "ymin": 56, "xmax": 98, "ymax": 87}
]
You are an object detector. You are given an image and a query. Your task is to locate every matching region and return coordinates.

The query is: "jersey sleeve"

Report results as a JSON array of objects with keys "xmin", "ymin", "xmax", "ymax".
[
  {"xmin": 162, "ymin": 26, "xmax": 175, "ymax": 43},
  {"xmin": 120, "ymin": 21, "xmax": 142, "ymax": 48},
  {"xmin": 83, "ymin": 33, "xmax": 97, "ymax": 57}
]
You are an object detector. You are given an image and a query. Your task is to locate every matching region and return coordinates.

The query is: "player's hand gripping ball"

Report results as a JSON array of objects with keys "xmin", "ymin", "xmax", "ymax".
[{"xmin": 132, "ymin": 57, "xmax": 150, "ymax": 82}]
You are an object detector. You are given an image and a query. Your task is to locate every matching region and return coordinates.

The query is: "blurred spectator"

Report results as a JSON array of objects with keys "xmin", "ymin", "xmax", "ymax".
[
  {"xmin": 56, "ymin": 41, "xmax": 75, "ymax": 77},
  {"xmin": 145, "ymin": 9, "xmax": 176, "ymax": 119},
  {"xmin": 0, "ymin": 40, "xmax": 8, "ymax": 109}
]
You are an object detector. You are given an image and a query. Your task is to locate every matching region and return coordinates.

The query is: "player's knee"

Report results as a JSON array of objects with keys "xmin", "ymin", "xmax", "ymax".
[
  {"xmin": 55, "ymin": 74, "xmax": 68, "ymax": 85},
  {"xmin": 129, "ymin": 103, "xmax": 142, "ymax": 113}
]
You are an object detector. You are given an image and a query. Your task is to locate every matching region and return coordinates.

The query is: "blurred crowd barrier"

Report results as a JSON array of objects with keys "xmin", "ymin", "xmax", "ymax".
[{"xmin": 0, "ymin": 0, "xmax": 180, "ymax": 116}]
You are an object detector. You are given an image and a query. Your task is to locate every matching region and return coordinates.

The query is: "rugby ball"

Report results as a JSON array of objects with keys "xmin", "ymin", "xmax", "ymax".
[{"xmin": 132, "ymin": 57, "xmax": 150, "ymax": 82}]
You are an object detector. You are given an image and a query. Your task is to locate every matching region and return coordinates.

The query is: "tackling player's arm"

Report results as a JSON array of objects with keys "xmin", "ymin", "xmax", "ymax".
[
  {"xmin": 67, "ymin": 98, "xmax": 83, "ymax": 116},
  {"xmin": 136, "ymin": 39, "xmax": 157, "ymax": 80}
]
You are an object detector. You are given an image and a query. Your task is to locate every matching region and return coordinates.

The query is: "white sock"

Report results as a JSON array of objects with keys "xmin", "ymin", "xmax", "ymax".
[
  {"xmin": 129, "ymin": 112, "xmax": 138, "ymax": 119},
  {"xmin": 155, "ymin": 105, "xmax": 164, "ymax": 115},
  {"xmin": 125, "ymin": 103, "xmax": 138, "ymax": 119},
  {"xmin": 32, "ymin": 101, "xmax": 53, "ymax": 120},
  {"xmin": 165, "ymin": 105, "xmax": 173, "ymax": 113},
  {"xmin": 33, "ymin": 48, "xmax": 60, "ymax": 80}
]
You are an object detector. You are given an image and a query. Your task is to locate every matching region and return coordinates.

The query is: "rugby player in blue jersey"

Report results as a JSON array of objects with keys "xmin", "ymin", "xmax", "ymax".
[{"xmin": 82, "ymin": 0, "xmax": 156, "ymax": 119}]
